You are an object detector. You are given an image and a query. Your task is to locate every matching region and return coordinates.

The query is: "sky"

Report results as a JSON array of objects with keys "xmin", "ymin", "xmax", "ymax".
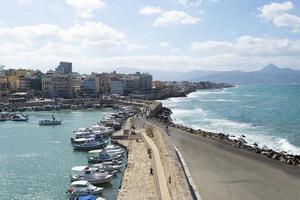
[{"xmin": 1, "ymin": 0, "xmax": 300, "ymax": 73}]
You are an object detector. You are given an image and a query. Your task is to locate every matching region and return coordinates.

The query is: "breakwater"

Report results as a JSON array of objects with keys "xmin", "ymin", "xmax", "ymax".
[
  {"xmin": 158, "ymin": 112, "xmax": 300, "ymax": 167},
  {"xmin": 144, "ymin": 123, "xmax": 193, "ymax": 200}
]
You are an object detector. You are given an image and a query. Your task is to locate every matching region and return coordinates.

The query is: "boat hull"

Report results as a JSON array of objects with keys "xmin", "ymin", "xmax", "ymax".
[
  {"xmin": 39, "ymin": 121, "xmax": 62, "ymax": 126},
  {"xmin": 71, "ymin": 175, "xmax": 113, "ymax": 185},
  {"xmin": 72, "ymin": 143, "xmax": 107, "ymax": 151}
]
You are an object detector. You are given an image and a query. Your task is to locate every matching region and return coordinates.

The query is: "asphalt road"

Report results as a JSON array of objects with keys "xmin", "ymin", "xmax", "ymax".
[{"xmin": 145, "ymin": 119, "xmax": 300, "ymax": 200}]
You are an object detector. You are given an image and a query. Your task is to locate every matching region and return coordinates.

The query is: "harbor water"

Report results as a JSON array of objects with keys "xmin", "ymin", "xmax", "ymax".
[
  {"xmin": 162, "ymin": 84, "xmax": 300, "ymax": 155},
  {"xmin": 0, "ymin": 108, "xmax": 125, "ymax": 200}
]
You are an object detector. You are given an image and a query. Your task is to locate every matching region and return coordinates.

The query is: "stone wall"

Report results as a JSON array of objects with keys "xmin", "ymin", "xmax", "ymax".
[
  {"xmin": 145, "ymin": 123, "xmax": 193, "ymax": 200},
  {"xmin": 148, "ymin": 101, "xmax": 162, "ymax": 118}
]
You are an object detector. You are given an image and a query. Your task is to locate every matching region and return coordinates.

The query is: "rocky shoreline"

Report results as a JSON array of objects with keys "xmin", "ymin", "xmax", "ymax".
[{"xmin": 157, "ymin": 107, "xmax": 300, "ymax": 167}]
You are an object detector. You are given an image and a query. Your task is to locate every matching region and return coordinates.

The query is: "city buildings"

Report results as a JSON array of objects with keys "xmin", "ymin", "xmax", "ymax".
[
  {"xmin": 0, "ymin": 62, "xmax": 154, "ymax": 101},
  {"xmin": 110, "ymin": 77, "xmax": 124, "ymax": 95},
  {"xmin": 42, "ymin": 70, "xmax": 73, "ymax": 98},
  {"xmin": 55, "ymin": 62, "xmax": 72, "ymax": 75}
]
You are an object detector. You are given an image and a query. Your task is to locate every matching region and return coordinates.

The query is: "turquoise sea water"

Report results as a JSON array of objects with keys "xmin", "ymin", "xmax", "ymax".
[
  {"xmin": 162, "ymin": 84, "xmax": 300, "ymax": 155},
  {"xmin": 0, "ymin": 109, "xmax": 124, "ymax": 200}
]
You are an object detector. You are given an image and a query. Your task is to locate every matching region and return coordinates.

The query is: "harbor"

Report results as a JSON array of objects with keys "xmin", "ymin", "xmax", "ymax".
[{"xmin": 0, "ymin": 109, "xmax": 127, "ymax": 200}]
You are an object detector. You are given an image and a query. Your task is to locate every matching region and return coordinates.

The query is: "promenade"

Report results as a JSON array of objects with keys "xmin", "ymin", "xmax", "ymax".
[{"xmin": 148, "ymin": 119, "xmax": 300, "ymax": 200}]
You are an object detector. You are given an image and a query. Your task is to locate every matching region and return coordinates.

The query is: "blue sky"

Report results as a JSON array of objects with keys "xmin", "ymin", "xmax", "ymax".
[{"xmin": 1, "ymin": 0, "xmax": 300, "ymax": 72}]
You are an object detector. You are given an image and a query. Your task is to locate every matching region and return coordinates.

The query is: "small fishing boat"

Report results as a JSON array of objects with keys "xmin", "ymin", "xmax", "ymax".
[
  {"xmin": 87, "ymin": 150, "xmax": 122, "ymax": 164},
  {"xmin": 39, "ymin": 119, "xmax": 62, "ymax": 126},
  {"xmin": 92, "ymin": 163, "xmax": 122, "ymax": 172},
  {"xmin": 89, "ymin": 148, "xmax": 125, "ymax": 157},
  {"xmin": 67, "ymin": 180, "xmax": 103, "ymax": 196},
  {"xmin": 104, "ymin": 144, "xmax": 123, "ymax": 151},
  {"xmin": 70, "ymin": 166, "xmax": 113, "ymax": 185},
  {"xmin": 39, "ymin": 115, "xmax": 62, "ymax": 126},
  {"xmin": 11, "ymin": 113, "xmax": 29, "ymax": 121},
  {"xmin": 71, "ymin": 138, "xmax": 108, "ymax": 151},
  {"xmin": 73, "ymin": 195, "xmax": 106, "ymax": 200},
  {"xmin": 101, "ymin": 160, "xmax": 123, "ymax": 166}
]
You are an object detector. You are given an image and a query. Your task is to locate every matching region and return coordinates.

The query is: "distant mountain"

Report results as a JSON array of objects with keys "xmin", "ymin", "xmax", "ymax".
[
  {"xmin": 197, "ymin": 64, "xmax": 300, "ymax": 84},
  {"xmin": 113, "ymin": 64, "xmax": 300, "ymax": 84},
  {"xmin": 113, "ymin": 67, "xmax": 217, "ymax": 81}
]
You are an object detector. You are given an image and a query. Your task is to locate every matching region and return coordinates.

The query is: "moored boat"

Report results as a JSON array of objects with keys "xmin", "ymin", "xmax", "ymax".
[
  {"xmin": 87, "ymin": 150, "xmax": 122, "ymax": 164},
  {"xmin": 11, "ymin": 113, "xmax": 29, "ymax": 121},
  {"xmin": 67, "ymin": 180, "xmax": 103, "ymax": 196},
  {"xmin": 70, "ymin": 166, "xmax": 113, "ymax": 185},
  {"xmin": 71, "ymin": 138, "xmax": 108, "ymax": 151}
]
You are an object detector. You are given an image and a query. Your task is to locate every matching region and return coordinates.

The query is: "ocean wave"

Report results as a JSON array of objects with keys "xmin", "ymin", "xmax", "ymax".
[
  {"xmin": 171, "ymin": 109, "xmax": 300, "ymax": 155},
  {"xmin": 172, "ymin": 108, "xmax": 207, "ymax": 117},
  {"xmin": 187, "ymin": 90, "xmax": 230, "ymax": 98},
  {"xmin": 197, "ymin": 99, "xmax": 237, "ymax": 102}
]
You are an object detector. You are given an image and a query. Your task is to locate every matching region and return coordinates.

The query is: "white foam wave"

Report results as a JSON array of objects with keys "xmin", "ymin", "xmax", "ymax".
[
  {"xmin": 171, "ymin": 109, "xmax": 300, "ymax": 155},
  {"xmin": 197, "ymin": 99, "xmax": 237, "ymax": 102},
  {"xmin": 172, "ymin": 108, "xmax": 207, "ymax": 117},
  {"xmin": 187, "ymin": 89, "xmax": 230, "ymax": 97}
]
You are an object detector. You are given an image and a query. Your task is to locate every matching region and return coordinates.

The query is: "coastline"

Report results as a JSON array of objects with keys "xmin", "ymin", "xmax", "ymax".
[
  {"xmin": 157, "ymin": 88, "xmax": 300, "ymax": 167},
  {"xmin": 147, "ymin": 119, "xmax": 300, "ymax": 200}
]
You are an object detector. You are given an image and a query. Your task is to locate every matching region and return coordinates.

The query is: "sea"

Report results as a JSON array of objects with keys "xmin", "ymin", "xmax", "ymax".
[
  {"xmin": 161, "ymin": 84, "xmax": 300, "ymax": 155},
  {"xmin": 0, "ymin": 108, "xmax": 125, "ymax": 200}
]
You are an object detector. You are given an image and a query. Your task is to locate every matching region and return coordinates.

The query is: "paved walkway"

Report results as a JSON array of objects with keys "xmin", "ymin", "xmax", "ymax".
[
  {"xmin": 118, "ymin": 137, "xmax": 157, "ymax": 200},
  {"xmin": 141, "ymin": 129, "xmax": 171, "ymax": 200},
  {"xmin": 148, "ymin": 119, "xmax": 300, "ymax": 200}
]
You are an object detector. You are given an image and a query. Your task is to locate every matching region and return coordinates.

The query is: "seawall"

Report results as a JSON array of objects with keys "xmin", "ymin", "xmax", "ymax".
[{"xmin": 144, "ymin": 123, "xmax": 193, "ymax": 200}]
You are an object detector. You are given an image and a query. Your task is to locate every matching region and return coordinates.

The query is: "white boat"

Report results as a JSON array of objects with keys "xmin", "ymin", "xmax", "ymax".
[
  {"xmin": 105, "ymin": 144, "xmax": 123, "ymax": 151},
  {"xmin": 11, "ymin": 113, "xmax": 29, "ymax": 121},
  {"xmin": 39, "ymin": 119, "xmax": 62, "ymax": 126},
  {"xmin": 73, "ymin": 131, "xmax": 103, "ymax": 140},
  {"xmin": 92, "ymin": 163, "xmax": 122, "ymax": 171},
  {"xmin": 87, "ymin": 150, "xmax": 122, "ymax": 164},
  {"xmin": 71, "ymin": 138, "xmax": 108, "ymax": 151},
  {"xmin": 101, "ymin": 160, "xmax": 123, "ymax": 166},
  {"xmin": 39, "ymin": 115, "xmax": 62, "ymax": 126},
  {"xmin": 73, "ymin": 195, "xmax": 106, "ymax": 200},
  {"xmin": 90, "ymin": 125, "xmax": 114, "ymax": 136},
  {"xmin": 73, "ymin": 126, "xmax": 113, "ymax": 139},
  {"xmin": 89, "ymin": 149, "xmax": 125, "ymax": 157},
  {"xmin": 67, "ymin": 180, "xmax": 103, "ymax": 195},
  {"xmin": 70, "ymin": 166, "xmax": 113, "ymax": 185}
]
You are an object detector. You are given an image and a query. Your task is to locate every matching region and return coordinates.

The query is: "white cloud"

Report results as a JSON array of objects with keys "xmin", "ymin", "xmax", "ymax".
[
  {"xmin": 17, "ymin": 0, "xmax": 32, "ymax": 3},
  {"xmin": 139, "ymin": 6, "xmax": 163, "ymax": 15},
  {"xmin": 171, "ymin": 48, "xmax": 180, "ymax": 53},
  {"xmin": 160, "ymin": 42, "xmax": 170, "ymax": 47},
  {"xmin": 128, "ymin": 44, "xmax": 147, "ymax": 51},
  {"xmin": 66, "ymin": 0, "xmax": 105, "ymax": 18},
  {"xmin": 177, "ymin": 0, "xmax": 202, "ymax": 8},
  {"xmin": 0, "ymin": 22, "xmax": 125, "ymax": 55},
  {"xmin": 191, "ymin": 41, "xmax": 233, "ymax": 53},
  {"xmin": 70, "ymin": 53, "xmax": 300, "ymax": 72},
  {"xmin": 153, "ymin": 10, "xmax": 201, "ymax": 27},
  {"xmin": 258, "ymin": 1, "xmax": 300, "ymax": 31},
  {"xmin": 191, "ymin": 36, "xmax": 300, "ymax": 57}
]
